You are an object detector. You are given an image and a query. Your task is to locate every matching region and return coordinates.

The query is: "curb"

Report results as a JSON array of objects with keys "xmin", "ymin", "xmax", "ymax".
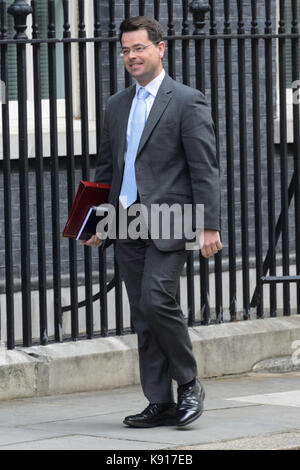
[{"xmin": 1, "ymin": 315, "xmax": 300, "ymax": 401}]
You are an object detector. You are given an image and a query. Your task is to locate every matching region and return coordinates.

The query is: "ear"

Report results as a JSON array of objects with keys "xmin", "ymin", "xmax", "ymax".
[{"xmin": 158, "ymin": 41, "xmax": 165, "ymax": 59}]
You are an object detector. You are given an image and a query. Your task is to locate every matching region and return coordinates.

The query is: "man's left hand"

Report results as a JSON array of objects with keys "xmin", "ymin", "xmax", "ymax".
[{"xmin": 200, "ymin": 230, "xmax": 222, "ymax": 258}]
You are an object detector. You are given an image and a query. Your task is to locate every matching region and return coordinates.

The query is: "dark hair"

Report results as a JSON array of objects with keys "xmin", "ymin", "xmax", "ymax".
[{"xmin": 119, "ymin": 16, "xmax": 163, "ymax": 44}]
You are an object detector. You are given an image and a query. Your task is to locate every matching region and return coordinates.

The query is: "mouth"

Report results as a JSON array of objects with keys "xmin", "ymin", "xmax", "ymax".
[{"xmin": 129, "ymin": 63, "xmax": 143, "ymax": 70}]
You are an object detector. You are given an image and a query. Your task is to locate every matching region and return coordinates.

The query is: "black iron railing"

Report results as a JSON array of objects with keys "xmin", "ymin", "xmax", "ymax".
[{"xmin": 0, "ymin": 0, "xmax": 300, "ymax": 350}]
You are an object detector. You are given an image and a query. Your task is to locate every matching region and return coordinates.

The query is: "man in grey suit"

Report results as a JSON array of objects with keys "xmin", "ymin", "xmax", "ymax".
[{"xmin": 84, "ymin": 16, "xmax": 222, "ymax": 428}]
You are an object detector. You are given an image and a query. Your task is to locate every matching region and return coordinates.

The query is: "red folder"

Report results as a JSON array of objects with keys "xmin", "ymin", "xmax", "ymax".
[{"xmin": 62, "ymin": 180, "xmax": 111, "ymax": 239}]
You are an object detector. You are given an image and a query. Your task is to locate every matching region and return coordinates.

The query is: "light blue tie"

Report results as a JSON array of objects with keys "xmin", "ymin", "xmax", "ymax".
[{"xmin": 119, "ymin": 87, "xmax": 150, "ymax": 208}]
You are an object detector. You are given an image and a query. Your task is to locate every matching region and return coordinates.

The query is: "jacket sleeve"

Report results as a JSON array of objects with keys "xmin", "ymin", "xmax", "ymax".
[
  {"xmin": 181, "ymin": 90, "xmax": 221, "ymax": 232},
  {"xmin": 94, "ymin": 100, "xmax": 113, "ymax": 185}
]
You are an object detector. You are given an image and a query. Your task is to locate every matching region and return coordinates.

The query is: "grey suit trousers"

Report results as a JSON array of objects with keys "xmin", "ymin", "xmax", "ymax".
[{"xmin": 114, "ymin": 207, "xmax": 198, "ymax": 404}]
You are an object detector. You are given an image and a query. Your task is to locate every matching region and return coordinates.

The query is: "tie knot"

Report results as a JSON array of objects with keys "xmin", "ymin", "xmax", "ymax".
[{"xmin": 137, "ymin": 87, "xmax": 149, "ymax": 101}]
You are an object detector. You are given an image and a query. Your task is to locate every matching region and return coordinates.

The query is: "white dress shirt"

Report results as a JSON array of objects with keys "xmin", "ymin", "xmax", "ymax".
[{"xmin": 126, "ymin": 69, "xmax": 166, "ymax": 139}]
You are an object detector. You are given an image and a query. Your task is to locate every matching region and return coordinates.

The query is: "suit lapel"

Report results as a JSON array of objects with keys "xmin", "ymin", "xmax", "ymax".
[{"xmin": 136, "ymin": 74, "xmax": 174, "ymax": 157}]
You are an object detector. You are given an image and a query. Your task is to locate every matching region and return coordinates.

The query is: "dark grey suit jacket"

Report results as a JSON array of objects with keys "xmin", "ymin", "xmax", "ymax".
[{"xmin": 94, "ymin": 73, "xmax": 221, "ymax": 251}]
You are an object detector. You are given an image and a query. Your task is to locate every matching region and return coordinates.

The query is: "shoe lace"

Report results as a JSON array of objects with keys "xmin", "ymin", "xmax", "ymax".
[
  {"xmin": 179, "ymin": 387, "xmax": 193, "ymax": 400},
  {"xmin": 143, "ymin": 403, "xmax": 173, "ymax": 417},
  {"xmin": 142, "ymin": 404, "xmax": 157, "ymax": 416}
]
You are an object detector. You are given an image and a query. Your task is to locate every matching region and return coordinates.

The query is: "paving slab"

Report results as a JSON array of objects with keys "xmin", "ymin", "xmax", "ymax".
[
  {"xmin": 0, "ymin": 386, "xmax": 145, "ymax": 427},
  {"xmin": 0, "ymin": 425, "xmax": 72, "ymax": 448},
  {"xmin": 11, "ymin": 403, "xmax": 299, "ymax": 448},
  {"xmin": 173, "ymin": 431, "xmax": 300, "ymax": 450},
  {"xmin": 226, "ymin": 390, "xmax": 300, "ymax": 407},
  {"xmin": 0, "ymin": 435, "xmax": 169, "ymax": 451},
  {"xmin": 0, "ymin": 372, "xmax": 299, "ymax": 450}
]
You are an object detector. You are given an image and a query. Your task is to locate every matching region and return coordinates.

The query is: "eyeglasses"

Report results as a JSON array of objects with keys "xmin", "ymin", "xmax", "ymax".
[{"xmin": 120, "ymin": 42, "xmax": 160, "ymax": 57}]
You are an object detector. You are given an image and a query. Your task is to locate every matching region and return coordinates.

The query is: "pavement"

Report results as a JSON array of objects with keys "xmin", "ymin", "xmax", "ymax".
[{"xmin": 0, "ymin": 371, "xmax": 299, "ymax": 450}]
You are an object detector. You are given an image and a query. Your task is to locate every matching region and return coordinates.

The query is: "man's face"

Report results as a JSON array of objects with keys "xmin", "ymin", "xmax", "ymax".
[{"xmin": 121, "ymin": 29, "xmax": 165, "ymax": 86}]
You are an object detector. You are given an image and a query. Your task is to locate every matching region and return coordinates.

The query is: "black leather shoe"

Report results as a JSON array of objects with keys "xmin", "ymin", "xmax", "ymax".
[
  {"xmin": 176, "ymin": 379, "xmax": 205, "ymax": 427},
  {"xmin": 123, "ymin": 403, "xmax": 177, "ymax": 428}
]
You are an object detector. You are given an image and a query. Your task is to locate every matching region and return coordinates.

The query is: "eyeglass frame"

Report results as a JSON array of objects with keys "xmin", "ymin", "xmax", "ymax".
[{"xmin": 120, "ymin": 41, "xmax": 162, "ymax": 57}]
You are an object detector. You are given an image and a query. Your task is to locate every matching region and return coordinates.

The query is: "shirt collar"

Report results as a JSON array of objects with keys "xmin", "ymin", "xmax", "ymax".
[{"xmin": 135, "ymin": 69, "xmax": 166, "ymax": 98}]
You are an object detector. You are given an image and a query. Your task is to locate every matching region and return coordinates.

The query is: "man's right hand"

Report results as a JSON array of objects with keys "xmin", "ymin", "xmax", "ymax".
[{"xmin": 81, "ymin": 233, "xmax": 102, "ymax": 247}]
